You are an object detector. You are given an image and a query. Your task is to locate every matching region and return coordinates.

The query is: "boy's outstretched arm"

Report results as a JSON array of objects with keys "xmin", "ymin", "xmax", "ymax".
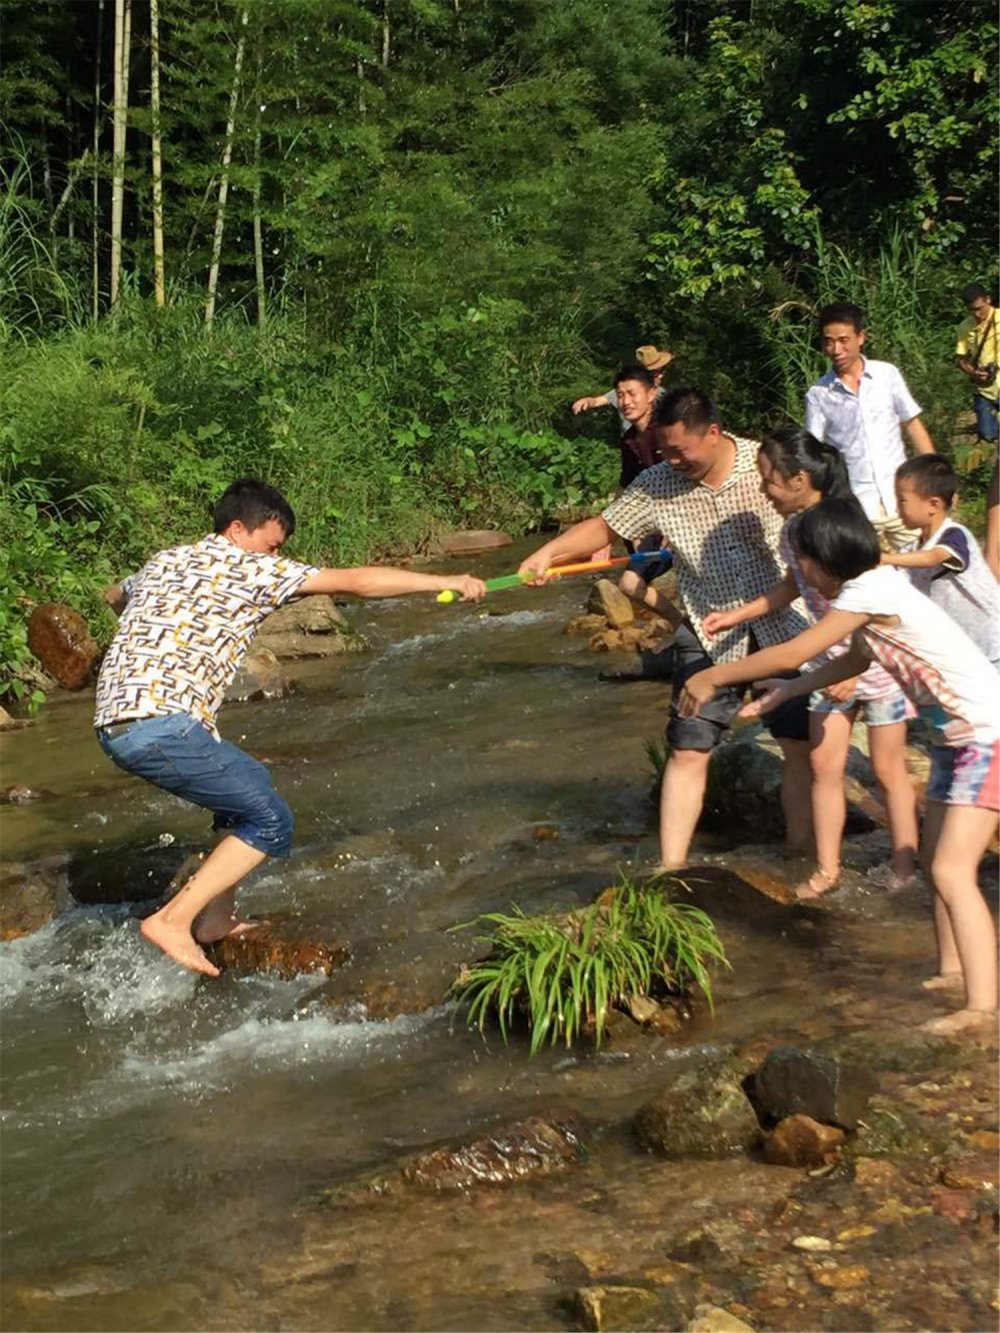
[
  {"xmin": 299, "ymin": 567, "xmax": 486, "ymax": 601},
  {"xmin": 882, "ymin": 547, "xmax": 950, "ymax": 570},
  {"xmin": 676, "ymin": 608, "xmax": 869, "ymax": 717}
]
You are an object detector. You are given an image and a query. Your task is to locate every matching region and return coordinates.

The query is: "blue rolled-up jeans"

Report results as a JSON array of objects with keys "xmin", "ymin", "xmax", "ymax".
[{"xmin": 96, "ymin": 712, "xmax": 294, "ymax": 857}]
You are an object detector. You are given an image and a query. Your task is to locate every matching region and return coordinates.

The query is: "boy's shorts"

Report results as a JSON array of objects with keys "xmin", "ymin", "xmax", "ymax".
[
  {"xmin": 809, "ymin": 687, "xmax": 915, "ymax": 727},
  {"xmin": 96, "ymin": 712, "xmax": 294, "ymax": 857},
  {"xmin": 926, "ymin": 740, "xmax": 1000, "ymax": 810},
  {"xmin": 666, "ymin": 623, "xmax": 809, "ymax": 752}
]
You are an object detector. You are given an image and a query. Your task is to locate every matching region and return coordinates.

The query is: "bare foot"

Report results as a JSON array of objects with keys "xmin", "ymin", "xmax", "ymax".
[
  {"xmin": 194, "ymin": 916, "xmax": 263, "ymax": 945},
  {"xmin": 919, "ymin": 1008, "xmax": 997, "ymax": 1036},
  {"xmin": 794, "ymin": 868, "xmax": 840, "ymax": 902},
  {"xmin": 920, "ymin": 972, "xmax": 964, "ymax": 992},
  {"xmin": 140, "ymin": 914, "xmax": 221, "ymax": 977}
]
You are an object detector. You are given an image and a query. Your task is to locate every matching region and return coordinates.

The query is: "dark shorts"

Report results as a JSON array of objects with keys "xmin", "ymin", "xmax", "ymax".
[
  {"xmin": 974, "ymin": 393, "xmax": 999, "ymax": 443},
  {"xmin": 96, "ymin": 712, "xmax": 294, "ymax": 857},
  {"xmin": 625, "ymin": 533, "xmax": 674, "ymax": 584},
  {"xmin": 666, "ymin": 623, "xmax": 809, "ymax": 752}
]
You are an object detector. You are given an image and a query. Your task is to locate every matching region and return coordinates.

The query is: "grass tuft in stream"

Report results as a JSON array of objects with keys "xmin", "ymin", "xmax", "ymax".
[{"xmin": 451, "ymin": 872, "xmax": 730, "ymax": 1055}]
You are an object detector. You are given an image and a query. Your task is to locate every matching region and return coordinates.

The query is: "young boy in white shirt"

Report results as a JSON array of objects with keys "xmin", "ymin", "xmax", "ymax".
[{"xmin": 883, "ymin": 455, "xmax": 999, "ymax": 668}]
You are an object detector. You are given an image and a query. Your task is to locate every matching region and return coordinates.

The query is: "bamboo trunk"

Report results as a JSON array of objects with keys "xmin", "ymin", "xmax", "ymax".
[
  {"xmin": 252, "ymin": 54, "xmax": 266, "ymax": 329},
  {"xmin": 150, "ymin": 0, "xmax": 165, "ymax": 306},
  {"xmin": 92, "ymin": 0, "xmax": 104, "ymax": 318},
  {"xmin": 109, "ymin": 0, "xmax": 131, "ymax": 309},
  {"xmin": 205, "ymin": 9, "xmax": 249, "ymax": 330}
]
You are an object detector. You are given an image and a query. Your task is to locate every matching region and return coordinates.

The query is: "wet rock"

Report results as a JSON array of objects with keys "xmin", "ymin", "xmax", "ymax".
[
  {"xmin": 574, "ymin": 1285, "xmax": 681, "ymax": 1332},
  {"xmin": 26, "ymin": 603, "xmax": 100, "ymax": 690},
  {"xmin": 438, "ymin": 529, "xmax": 512, "ymax": 555},
  {"xmin": 205, "ymin": 914, "xmax": 349, "ymax": 979},
  {"xmin": 752, "ymin": 1046, "xmax": 877, "ymax": 1131},
  {"xmin": 687, "ymin": 1303, "xmax": 755, "ymax": 1333},
  {"xmin": 0, "ymin": 855, "xmax": 73, "ymax": 939},
  {"xmin": 254, "ymin": 595, "xmax": 368, "ymax": 659},
  {"xmin": 633, "ymin": 1056, "xmax": 759, "ymax": 1159},
  {"xmin": 1, "ymin": 784, "xmax": 57, "ymax": 804},
  {"xmin": 564, "ymin": 613, "xmax": 608, "ymax": 637},
  {"xmin": 330, "ymin": 1110, "xmax": 588, "ymax": 1203},
  {"xmin": 762, "ymin": 1115, "xmax": 846, "ymax": 1168},
  {"xmin": 67, "ymin": 841, "xmax": 183, "ymax": 905},
  {"xmin": 226, "ymin": 646, "xmax": 293, "ymax": 701},
  {"xmin": 0, "ymin": 706, "xmax": 30, "ymax": 731},
  {"xmin": 853, "ymin": 1095, "xmax": 950, "ymax": 1158},
  {"xmin": 792, "ymin": 1234, "xmax": 833, "ymax": 1252},
  {"xmin": 323, "ymin": 968, "xmax": 446, "ymax": 1021},
  {"xmin": 585, "ymin": 579, "xmax": 635, "ymax": 628},
  {"xmin": 587, "ymin": 623, "xmax": 666, "ymax": 654},
  {"xmin": 806, "ymin": 1262, "xmax": 869, "ymax": 1290}
]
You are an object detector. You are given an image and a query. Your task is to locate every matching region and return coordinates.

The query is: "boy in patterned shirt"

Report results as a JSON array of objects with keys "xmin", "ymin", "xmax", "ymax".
[{"xmin": 96, "ymin": 479, "xmax": 484, "ymax": 978}]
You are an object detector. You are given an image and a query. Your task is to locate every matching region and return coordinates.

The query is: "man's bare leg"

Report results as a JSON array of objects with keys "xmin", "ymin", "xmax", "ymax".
[
  {"xmin": 778, "ymin": 737, "xmax": 813, "ymax": 857},
  {"xmin": 141, "ymin": 836, "xmax": 268, "ymax": 976},
  {"xmin": 658, "ymin": 747, "xmax": 712, "ymax": 871}
]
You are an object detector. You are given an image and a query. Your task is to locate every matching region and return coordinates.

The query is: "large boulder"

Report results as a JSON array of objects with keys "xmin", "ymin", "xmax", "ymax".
[
  {"xmin": 327, "ymin": 1109, "xmax": 588, "ymax": 1203},
  {"xmin": 254, "ymin": 595, "xmax": 368, "ymax": 660},
  {"xmin": 586, "ymin": 578, "xmax": 635, "ymax": 628},
  {"xmin": 0, "ymin": 855, "xmax": 73, "ymax": 939},
  {"xmin": 26, "ymin": 603, "xmax": 99, "ymax": 689},
  {"xmin": 749, "ymin": 1046, "xmax": 877, "ymax": 1131},
  {"xmin": 633, "ymin": 1056, "xmax": 759, "ymax": 1159}
]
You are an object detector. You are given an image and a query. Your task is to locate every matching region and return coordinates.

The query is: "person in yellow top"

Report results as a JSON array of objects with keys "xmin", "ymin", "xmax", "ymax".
[{"xmin": 956, "ymin": 282, "xmax": 1000, "ymax": 578}]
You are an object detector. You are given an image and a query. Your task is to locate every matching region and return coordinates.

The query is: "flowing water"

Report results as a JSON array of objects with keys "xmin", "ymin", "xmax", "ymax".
[{"xmin": 1, "ymin": 545, "xmax": 996, "ymax": 1332}]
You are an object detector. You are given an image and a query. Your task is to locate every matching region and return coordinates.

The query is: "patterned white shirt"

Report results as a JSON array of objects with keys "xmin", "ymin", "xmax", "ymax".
[
  {"xmin": 95, "ymin": 534, "xmax": 319, "ymax": 737},
  {"xmin": 603, "ymin": 435, "xmax": 806, "ymax": 664},
  {"xmin": 804, "ymin": 358, "xmax": 921, "ymax": 519}
]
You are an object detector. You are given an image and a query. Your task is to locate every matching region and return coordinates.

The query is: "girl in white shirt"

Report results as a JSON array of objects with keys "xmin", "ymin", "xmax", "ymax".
[{"xmin": 679, "ymin": 498, "xmax": 998, "ymax": 1036}]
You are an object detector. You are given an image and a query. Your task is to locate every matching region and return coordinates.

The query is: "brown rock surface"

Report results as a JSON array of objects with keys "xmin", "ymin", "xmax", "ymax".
[
  {"xmin": 438, "ymin": 530, "xmax": 512, "ymax": 555},
  {"xmin": 762, "ymin": 1114, "xmax": 846, "ymax": 1168},
  {"xmin": 226, "ymin": 647, "xmax": 293, "ymax": 701},
  {"xmin": 26, "ymin": 603, "xmax": 99, "ymax": 689},
  {"xmin": 585, "ymin": 578, "xmax": 635, "ymax": 628},
  {"xmin": 0, "ymin": 855, "xmax": 73, "ymax": 939},
  {"xmin": 205, "ymin": 914, "xmax": 349, "ymax": 979}
]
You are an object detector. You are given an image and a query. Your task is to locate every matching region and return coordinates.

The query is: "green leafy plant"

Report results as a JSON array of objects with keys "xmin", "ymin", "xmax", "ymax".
[{"xmin": 452, "ymin": 874, "xmax": 730, "ymax": 1055}]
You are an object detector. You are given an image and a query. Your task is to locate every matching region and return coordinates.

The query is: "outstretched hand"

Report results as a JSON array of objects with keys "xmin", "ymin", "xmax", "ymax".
[
  {"xmin": 739, "ymin": 678, "xmax": 791, "ymax": 719},
  {"xmin": 444, "ymin": 575, "xmax": 487, "ymax": 602},
  {"xmin": 517, "ymin": 551, "xmax": 553, "ymax": 586},
  {"xmin": 701, "ymin": 609, "xmax": 739, "ymax": 639}
]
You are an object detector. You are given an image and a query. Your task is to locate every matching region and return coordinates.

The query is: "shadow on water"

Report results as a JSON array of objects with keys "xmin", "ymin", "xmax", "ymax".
[{"xmin": 1, "ymin": 548, "xmax": 996, "ymax": 1332}]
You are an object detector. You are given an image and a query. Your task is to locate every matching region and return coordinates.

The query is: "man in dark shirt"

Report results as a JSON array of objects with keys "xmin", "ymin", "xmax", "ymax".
[{"xmin": 614, "ymin": 364, "xmax": 661, "ymax": 488}]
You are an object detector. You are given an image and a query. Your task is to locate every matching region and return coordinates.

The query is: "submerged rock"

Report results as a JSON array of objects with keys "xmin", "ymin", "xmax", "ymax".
[
  {"xmin": 26, "ymin": 603, "xmax": 100, "ymax": 690},
  {"xmin": 762, "ymin": 1114, "xmax": 846, "ymax": 1167},
  {"xmin": 633, "ymin": 1056, "xmax": 759, "ymax": 1159},
  {"xmin": 226, "ymin": 646, "xmax": 293, "ymax": 702},
  {"xmin": 751, "ymin": 1046, "xmax": 877, "ymax": 1131},
  {"xmin": 574, "ymin": 1284, "xmax": 680, "ymax": 1332},
  {"xmin": 0, "ymin": 706, "xmax": 31, "ymax": 732},
  {"xmin": 328, "ymin": 1109, "xmax": 588, "ymax": 1203},
  {"xmin": 687, "ymin": 1304, "xmax": 755, "ymax": 1333},
  {"xmin": 1, "ymin": 785, "xmax": 56, "ymax": 804},
  {"xmin": 0, "ymin": 855, "xmax": 73, "ymax": 939},
  {"xmin": 205, "ymin": 913, "xmax": 349, "ymax": 979}
]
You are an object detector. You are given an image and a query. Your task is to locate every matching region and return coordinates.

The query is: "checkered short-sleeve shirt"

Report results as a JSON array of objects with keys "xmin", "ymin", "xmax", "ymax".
[
  {"xmin": 603, "ymin": 435, "xmax": 806, "ymax": 664},
  {"xmin": 94, "ymin": 533, "xmax": 319, "ymax": 736}
]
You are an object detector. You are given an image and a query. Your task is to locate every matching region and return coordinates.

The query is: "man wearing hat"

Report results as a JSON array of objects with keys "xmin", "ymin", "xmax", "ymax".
[{"xmin": 572, "ymin": 344, "xmax": 673, "ymax": 433}]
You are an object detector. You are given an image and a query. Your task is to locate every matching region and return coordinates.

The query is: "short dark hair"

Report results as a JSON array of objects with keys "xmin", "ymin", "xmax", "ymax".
[
  {"xmin": 818, "ymin": 301, "xmax": 865, "ymax": 334},
  {"xmin": 652, "ymin": 386, "xmax": 720, "ymax": 433},
  {"xmin": 896, "ymin": 454, "xmax": 957, "ymax": 507},
  {"xmin": 791, "ymin": 497, "xmax": 880, "ymax": 582},
  {"xmin": 614, "ymin": 364, "xmax": 656, "ymax": 389},
  {"xmin": 759, "ymin": 426, "xmax": 851, "ymax": 500},
  {"xmin": 961, "ymin": 282, "xmax": 991, "ymax": 304},
  {"xmin": 212, "ymin": 479, "xmax": 296, "ymax": 537}
]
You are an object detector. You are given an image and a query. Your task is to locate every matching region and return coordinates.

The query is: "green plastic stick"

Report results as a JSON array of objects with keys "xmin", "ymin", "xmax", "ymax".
[{"xmin": 437, "ymin": 572, "xmax": 527, "ymax": 603}]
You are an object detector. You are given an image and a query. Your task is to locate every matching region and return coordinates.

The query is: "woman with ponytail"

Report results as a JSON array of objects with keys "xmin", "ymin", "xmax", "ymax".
[{"xmin": 701, "ymin": 426, "xmax": 918, "ymax": 900}]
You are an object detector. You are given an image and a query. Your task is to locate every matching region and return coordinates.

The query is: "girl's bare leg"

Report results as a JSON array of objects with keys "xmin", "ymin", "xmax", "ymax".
[
  {"xmin": 802, "ymin": 708, "xmax": 854, "ymax": 894},
  {"xmin": 778, "ymin": 738, "xmax": 813, "ymax": 858},
  {"xmin": 920, "ymin": 800, "xmax": 999, "ymax": 1032},
  {"xmin": 867, "ymin": 720, "xmax": 919, "ymax": 882}
]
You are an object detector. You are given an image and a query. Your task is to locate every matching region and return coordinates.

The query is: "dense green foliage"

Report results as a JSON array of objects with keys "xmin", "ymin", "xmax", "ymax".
[
  {"xmin": 452, "ymin": 875, "xmax": 730, "ymax": 1053},
  {"xmin": 1, "ymin": 0, "xmax": 996, "ymax": 701}
]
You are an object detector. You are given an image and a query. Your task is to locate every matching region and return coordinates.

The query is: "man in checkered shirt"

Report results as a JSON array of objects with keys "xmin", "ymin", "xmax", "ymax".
[{"xmin": 520, "ymin": 387, "xmax": 812, "ymax": 872}]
